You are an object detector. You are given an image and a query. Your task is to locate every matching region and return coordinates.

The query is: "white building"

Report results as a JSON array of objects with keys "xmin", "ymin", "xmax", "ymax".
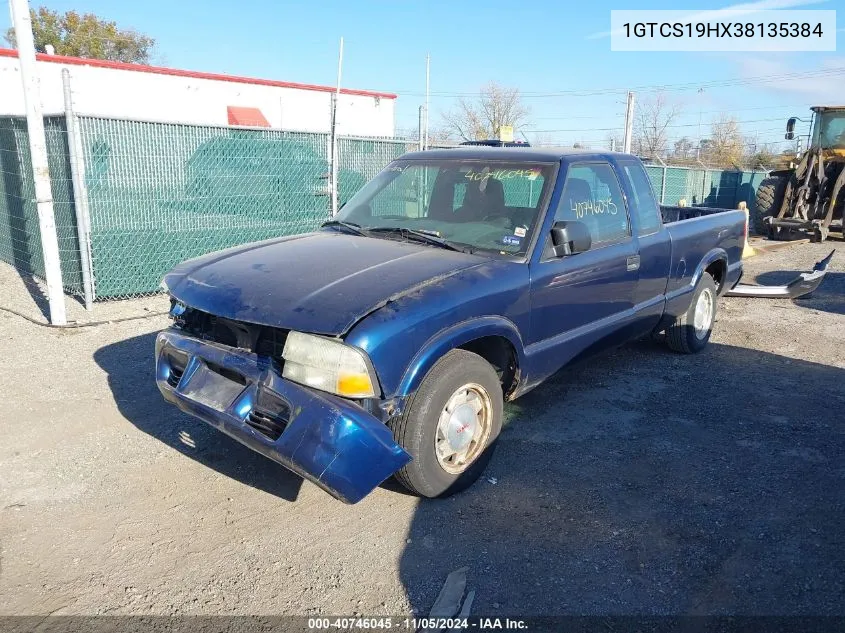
[{"xmin": 0, "ymin": 48, "xmax": 396, "ymax": 136}]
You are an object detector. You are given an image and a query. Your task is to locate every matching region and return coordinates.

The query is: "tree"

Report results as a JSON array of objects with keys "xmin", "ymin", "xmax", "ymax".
[
  {"xmin": 672, "ymin": 137, "xmax": 695, "ymax": 161},
  {"xmin": 442, "ymin": 82, "xmax": 530, "ymax": 142},
  {"xmin": 605, "ymin": 133, "xmax": 624, "ymax": 152},
  {"xmin": 746, "ymin": 144, "xmax": 778, "ymax": 170},
  {"xmin": 4, "ymin": 7, "xmax": 156, "ymax": 64},
  {"xmin": 704, "ymin": 115, "xmax": 745, "ymax": 168},
  {"xmin": 633, "ymin": 92, "xmax": 682, "ymax": 158}
]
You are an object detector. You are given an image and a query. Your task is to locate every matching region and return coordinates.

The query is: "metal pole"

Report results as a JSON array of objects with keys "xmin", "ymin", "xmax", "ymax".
[
  {"xmin": 424, "ymin": 53, "xmax": 430, "ymax": 151},
  {"xmin": 10, "ymin": 0, "xmax": 66, "ymax": 324},
  {"xmin": 622, "ymin": 91, "xmax": 635, "ymax": 154},
  {"xmin": 418, "ymin": 105, "xmax": 424, "ymax": 151},
  {"xmin": 62, "ymin": 69, "xmax": 95, "ymax": 309},
  {"xmin": 660, "ymin": 166, "xmax": 667, "ymax": 204},
  {"xmin": 330, "ymin": 36, "xmax": 343, "ymax": 217}
]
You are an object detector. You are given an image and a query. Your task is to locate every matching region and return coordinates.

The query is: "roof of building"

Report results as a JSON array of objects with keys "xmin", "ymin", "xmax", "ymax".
[{"xmin": 0, "ymin": 48, "xmax": 397, "ymax": 100}]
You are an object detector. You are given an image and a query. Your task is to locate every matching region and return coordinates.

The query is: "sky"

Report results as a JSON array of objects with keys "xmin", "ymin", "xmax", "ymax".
[{"xmin": 2, "ymin": 0, "xmax": 843, "ymax": 152}]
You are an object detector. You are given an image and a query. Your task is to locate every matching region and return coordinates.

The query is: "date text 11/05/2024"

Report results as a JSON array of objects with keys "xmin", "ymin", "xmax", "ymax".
[{"xmin": 307, "ymin": 617, "xmax": 528, "ymax": 630}]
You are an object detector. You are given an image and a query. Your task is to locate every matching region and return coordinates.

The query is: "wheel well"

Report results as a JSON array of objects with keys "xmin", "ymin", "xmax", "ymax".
[
  {"xmin": 458, "ymin": 336, "xmax": 519, "ymax": 399},
  {"xmin": 705, "ymin": 259, "xmax": 726, "ymax": 291}
]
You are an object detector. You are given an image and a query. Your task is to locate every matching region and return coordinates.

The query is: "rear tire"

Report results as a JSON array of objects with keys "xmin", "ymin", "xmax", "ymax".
[
  {"xmin": 389, "ymin": 349, "xmax": 503, "ymax": 498},
  {"xmin": 666, "ymin": 273, "xmax": 717, "ymax": 354},
  {"xmin": 753, "ymin": 176, "xmax": 787, "ymax": 234}
]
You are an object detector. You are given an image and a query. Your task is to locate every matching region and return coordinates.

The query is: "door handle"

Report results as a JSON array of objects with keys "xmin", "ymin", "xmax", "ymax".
[{"xmin": 626, "ymin": 255, "xmax": 641, "ymax": 271}]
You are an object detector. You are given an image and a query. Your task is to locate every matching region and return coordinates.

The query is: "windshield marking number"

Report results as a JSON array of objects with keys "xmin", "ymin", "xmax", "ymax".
[{"xmin": 571, "ymin": 197, "xmax": 618, "ymax": 219}]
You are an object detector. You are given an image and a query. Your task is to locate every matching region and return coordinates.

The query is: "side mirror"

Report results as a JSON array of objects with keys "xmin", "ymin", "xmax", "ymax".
[
  {"xmin": 785, "ymin": 117, "xmax": 797, "ymax": 140},
  {"xmin": 550, "ymin": 220, "xmax": 591, "ymax": 257}
]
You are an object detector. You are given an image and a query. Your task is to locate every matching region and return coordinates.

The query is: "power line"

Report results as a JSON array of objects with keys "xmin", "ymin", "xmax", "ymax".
[
  {"xmin": 531, "ymin": 101, "xmax": 816, "ymax": 122},
  {"xmin": 524, "ymin": 116, "xmax": 793, "ymax": 134},
  {"xmin": 384, "ymin": 66, "xmax": 845, "ymax": 98}
]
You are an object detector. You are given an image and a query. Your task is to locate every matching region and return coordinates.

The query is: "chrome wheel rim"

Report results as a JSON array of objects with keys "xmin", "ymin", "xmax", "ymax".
[
  {"xmin": 434, "ymin": 383, "xmax": 492, "ymax": 475},
  {"xmin": 693, "ymin": 288, "xmax": 714, "ymax": 339}
]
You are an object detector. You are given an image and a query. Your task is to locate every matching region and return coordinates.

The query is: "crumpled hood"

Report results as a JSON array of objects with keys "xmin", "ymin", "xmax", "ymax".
[{"xmin": 163, "ymin": 231, "xmax": 486, "ymax": 335}]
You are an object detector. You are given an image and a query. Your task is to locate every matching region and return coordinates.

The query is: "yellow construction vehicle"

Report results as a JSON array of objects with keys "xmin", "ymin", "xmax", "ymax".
[{"xmin": 754, "ymin": 106, "xmax": 845, "ymax": 242}]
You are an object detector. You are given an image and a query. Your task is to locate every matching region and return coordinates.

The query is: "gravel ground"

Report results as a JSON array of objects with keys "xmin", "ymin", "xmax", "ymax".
[{"xmin": 0, "ymin": 240, "xmax": 843, "ymax": 617}]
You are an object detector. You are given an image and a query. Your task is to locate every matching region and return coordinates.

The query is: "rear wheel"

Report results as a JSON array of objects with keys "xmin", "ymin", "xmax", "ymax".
[
  {"xmin": 753, "ymin": 176, "xmax": 788, "ymax": 234},
  {"xmin": 389, "ymin": 349, "xmax": 503, "ymax": 498},
  {"xmin": 666, "ymin": 273, "xmax": 717, "ymax": 354}
]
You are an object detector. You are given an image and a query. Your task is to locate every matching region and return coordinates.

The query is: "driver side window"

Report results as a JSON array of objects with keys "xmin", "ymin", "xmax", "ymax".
[{"xmin": 554, "ymin": 163, "xmax": 630, "ymax": 246}]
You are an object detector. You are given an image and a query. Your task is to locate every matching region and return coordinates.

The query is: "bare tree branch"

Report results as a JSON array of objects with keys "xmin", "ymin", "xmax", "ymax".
[
  {"xmin": 442, "ymin": 82, "xmax": 530, "ymax": 141},
  {"xmin": 633, "ymin": 92, "xmax": 682, "ymax": 159},
  {"xmin": 703, "ymin": 115, "xmax": 746, "ymax": 168}
]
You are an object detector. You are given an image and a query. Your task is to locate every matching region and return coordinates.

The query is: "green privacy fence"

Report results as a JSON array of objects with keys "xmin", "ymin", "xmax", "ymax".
[
  {"xmin": 77, "ymin": 118, "xmax": 331, "ymax": 297},
  {"xmin": 0, "ymin": 116, "xmax": 85, "ymax": 295},
  {"xmin": 0, "ymin": 115, "xmax": 769, "ymax": 300},
  {"xmin": 644, "ymin": 164, "xmax": 766, "ymax": 208}
]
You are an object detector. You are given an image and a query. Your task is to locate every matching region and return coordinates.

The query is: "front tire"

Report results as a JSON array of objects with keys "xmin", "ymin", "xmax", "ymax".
[
  {"xmin": 390, "ymin": 349, "xmax": 503, "ymax": 498},
  {"xmin": 666, "ymin": 273, "xmax": 718, "ymax": 354}
]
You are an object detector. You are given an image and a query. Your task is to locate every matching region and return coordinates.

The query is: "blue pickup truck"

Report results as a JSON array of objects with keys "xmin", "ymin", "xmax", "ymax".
[{"xmin": 156, "ymin": 148, "xmax": 747, "ymax": 503}]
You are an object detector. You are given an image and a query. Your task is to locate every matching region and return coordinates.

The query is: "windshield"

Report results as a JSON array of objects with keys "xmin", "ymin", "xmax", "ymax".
[
  {"xmin": 334, "ymin": 159, "xmax": 556, "ymax": 256},
  {"xmin": 813, "ymin": 111, "xmax": 845, "ymax": 149}
]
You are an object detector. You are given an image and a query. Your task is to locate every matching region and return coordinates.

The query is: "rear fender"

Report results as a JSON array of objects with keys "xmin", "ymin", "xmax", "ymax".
[
  {"xmin": 692, "ymin": 248, "xmax": 728, "ymax": 290},
  {"xmin": 664, "ymin": 248, "xmax": 728, "ymax": 323},
  {"xmin": 396, "ymin": 316, "xmax": 525, "ymax": 399}
]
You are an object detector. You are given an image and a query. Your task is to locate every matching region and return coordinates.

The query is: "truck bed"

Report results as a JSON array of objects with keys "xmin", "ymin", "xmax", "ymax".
[{"xmin": 658, "ymin": 205, "xmax": 747, "ymax": 318}]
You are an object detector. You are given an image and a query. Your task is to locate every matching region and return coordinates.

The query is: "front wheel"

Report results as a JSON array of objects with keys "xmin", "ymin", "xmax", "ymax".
[
  {"xmin": 389, "ymin": 349, "xmax": 503, "ymax": 498},
  {"xmin": 666, "ymin": 273, "xmax": 718, "ymax": 354}
]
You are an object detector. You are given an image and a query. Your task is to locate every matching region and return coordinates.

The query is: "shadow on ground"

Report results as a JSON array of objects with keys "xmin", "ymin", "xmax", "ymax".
[
  {"xmin": 94, "ymin": 331, "xmax": 845, "ymax": 615},
  {"xmin": 398, "ymin": 342, "xmax": 845, "ymax": 615},
  {"xmin": 94, "ymin": 332, "xmax": 304, "ymax": 501}
]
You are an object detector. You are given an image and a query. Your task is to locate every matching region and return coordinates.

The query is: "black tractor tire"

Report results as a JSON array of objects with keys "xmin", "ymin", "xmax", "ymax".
[
  {"xmin": 389, "ymin": 349, "xmax": 503, "ymax": 499},
  {"xmin": 753, "ymin": 176, "xmax": 788, "ymax": 234},
  {"xmin": 666, "ymin": 273, "xmax": 718, "ymax": 354}
]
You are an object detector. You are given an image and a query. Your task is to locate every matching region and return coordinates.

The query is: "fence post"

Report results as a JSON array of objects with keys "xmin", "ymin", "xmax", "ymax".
[
  {"xmin": 62, "ymin": 69, "xmax": 95, "ymax": 309},
  {"xmin": 660, "ymin": 166, "xmax": 667, "ymax": 204},
  {"xmin": 10, "ymin": 0, "xmax": 66, "ymax": 324},
  {"xmin": 329, "ymin": 93, "xmax": 339, "ymax": 217}
]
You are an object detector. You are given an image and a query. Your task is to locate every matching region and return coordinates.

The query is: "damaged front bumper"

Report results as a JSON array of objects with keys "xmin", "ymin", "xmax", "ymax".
[
  {"xmin": 725, "ymin": 250, "xmax": 835, "ymax": 299},
  {"xmin": 155, "ymin": 330, "xmax": 411, "ymax": 503}
]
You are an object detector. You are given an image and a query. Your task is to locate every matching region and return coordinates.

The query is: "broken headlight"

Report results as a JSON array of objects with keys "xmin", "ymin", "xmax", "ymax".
[{"xmin": 281, "ymin": 331, "xmax": 377, "ymax": 399}]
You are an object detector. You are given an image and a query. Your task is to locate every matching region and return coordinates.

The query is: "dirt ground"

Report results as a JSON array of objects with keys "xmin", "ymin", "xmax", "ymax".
[{"xmin": 0, "ymin": 240, "xmax": 843, "ymax": 617}]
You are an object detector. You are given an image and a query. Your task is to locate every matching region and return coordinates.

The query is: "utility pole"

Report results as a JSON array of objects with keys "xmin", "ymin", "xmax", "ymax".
[
  {"xmin": 329, "ymin": 36, "xmax": 343, "ymax": 217},
  {"xmin": 424, "ymin": 53, "xmax": 430, "ymax": 150},
  {"xmin": 694, "ymin": 87, "xmax": 703, "ymax": 160},
  {"xmin": 622, "ymin": 91, "xmax": 635, "ymax": 154},
  {"xmin": 418, "ymin": 105, "xmax": 424, "ymax": 151},
  {"xmin": 10, "ymin": 0, "xmax": 66, "ymax": 324}
]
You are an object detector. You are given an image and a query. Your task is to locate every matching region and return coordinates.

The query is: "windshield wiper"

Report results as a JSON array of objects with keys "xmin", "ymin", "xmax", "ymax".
[
  {"xmin": 320, "ymin": 220, "xmax": 366, "ymax": 236},
  {"xmin": 365, "ymin": 227, "xmax": 464, "ymax": 252}
]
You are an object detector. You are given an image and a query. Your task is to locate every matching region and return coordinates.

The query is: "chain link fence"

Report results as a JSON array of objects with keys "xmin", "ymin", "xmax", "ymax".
[
  {"xmin": 0, "ymin": 115, "xmax": 768, "ymax": 304},
  {"xmin": 644, "ymin": 164, "xmax": 766, "ymax": 208},
  {"xmin": 0, "ymin": 115, "xmax": 85, "ymax": 296}
]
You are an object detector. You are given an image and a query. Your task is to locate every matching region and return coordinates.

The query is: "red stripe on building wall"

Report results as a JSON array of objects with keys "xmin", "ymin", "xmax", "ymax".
[{"xmin": 0, "ymin": 48, "xmax": 397, "ymax": 100}]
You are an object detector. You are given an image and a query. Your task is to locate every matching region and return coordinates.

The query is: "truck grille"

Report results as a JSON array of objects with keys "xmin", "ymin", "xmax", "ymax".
[{"xmin": 173, "ymin": 303, "xmax": 289, "ymax": 360}]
